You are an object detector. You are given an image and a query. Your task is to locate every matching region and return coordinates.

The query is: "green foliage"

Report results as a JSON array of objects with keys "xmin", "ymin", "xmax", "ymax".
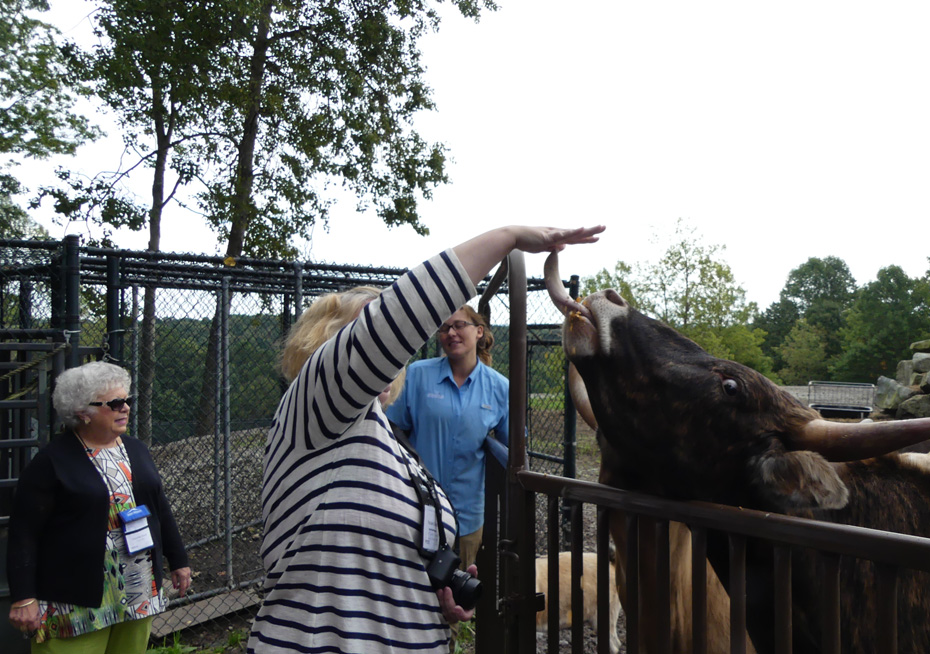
[
  {"xmin": 452, "ymin": 618, "xmax": 476, "ymax": 654},
  {"xmin": 31, "ymin": 168, "xmax": 147, "ymax": 244},
  {"xmin": 581, "ymin": 219, "xmax": 774, "ymax": 376},
  {"xmin": 781, "ymin": 256, "xmax": 857, "ymax": 314},
  {"xmin": 830, "ymin": 265, "xmax": 930, "ymax": 382},
  {"xmin": 194, "ymin": 0, "xmax": 498, "ymax": 259},
  {"xmin": 580, "ymin": 260, "xmax": 638, "ymax": 303},
  {"xmin": 34, "ymin": 0, "xmax": 497, "ymax": 261},
  {"xmin": 0, "ymin": 172, "xmax": 49, "ymax": 237},
  {"xmin": 146, "ymin": 632, "xmax": 196, "ymax": 654},
  {"xmin": 764, "ymin": 256, "xmax": 857, "ymax": 369},
  {"xmin": 751, "ymin": 297, "xmax": 799, "ymax": 372},
  {"xmin": 225, "ymin": 629, "xmax": 246, "ymax": 649},
  {"xmin": 0, "ymin": 0, "xmax": 99, "ymax": 159},
  {"xmin": 776, "ymin": 320, "xmax": 830, "ymax": 385}
]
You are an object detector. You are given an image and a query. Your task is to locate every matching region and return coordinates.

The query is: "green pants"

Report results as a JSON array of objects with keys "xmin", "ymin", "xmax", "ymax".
[{"xmin": 32, "ymin": 617, "xmax": 154, "ymax": 654}]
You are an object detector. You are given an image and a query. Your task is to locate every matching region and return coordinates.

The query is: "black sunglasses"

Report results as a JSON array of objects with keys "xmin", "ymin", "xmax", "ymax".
[{"xmin": 89, "ymin": 397, "xmax": 133, "ymax": 411}]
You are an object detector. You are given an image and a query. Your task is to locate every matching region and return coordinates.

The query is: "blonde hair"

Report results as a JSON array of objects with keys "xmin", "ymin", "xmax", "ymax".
[
  {"xmin": 459, "ymin": 305, "xmax": 494, "ymax": 366},
  {"xmin": 280, "ymin": 286, "xmax": 382, "ymax": 382}
]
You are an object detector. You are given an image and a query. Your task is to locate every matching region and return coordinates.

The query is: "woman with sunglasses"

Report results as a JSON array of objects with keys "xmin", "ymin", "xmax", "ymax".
[{"xmin": 7, "ymin": 361, "xmax": 191, "ymax": 653}]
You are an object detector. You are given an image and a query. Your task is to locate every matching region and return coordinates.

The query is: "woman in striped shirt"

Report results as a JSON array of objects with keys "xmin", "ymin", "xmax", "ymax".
[{"xmin": 248, "ymin": 225, "xmax": 604, "ymax": 654}]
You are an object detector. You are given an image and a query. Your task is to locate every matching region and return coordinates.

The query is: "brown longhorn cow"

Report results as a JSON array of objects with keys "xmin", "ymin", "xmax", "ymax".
[
  {"xmin": 569, "ymin": 364, "xmax": 754, "ymax": 654},
  {"xmin": 545, "ymin": 251, "xmax": 930, "ymax": 654}
]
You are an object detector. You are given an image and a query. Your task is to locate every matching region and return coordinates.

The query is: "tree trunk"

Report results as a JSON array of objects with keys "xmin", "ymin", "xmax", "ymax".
[
  {"xmin": 195, "ymin": 1, "xmax": 273, "ymax": 437},
  {"xmin": 138, "ymin": 82, "xmax": 172, "ymax": 445}
]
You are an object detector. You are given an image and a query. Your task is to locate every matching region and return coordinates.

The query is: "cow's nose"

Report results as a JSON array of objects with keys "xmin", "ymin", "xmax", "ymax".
[{"xmin": 604, "ymin": 289, "xmax": 627, "ymax": 307}]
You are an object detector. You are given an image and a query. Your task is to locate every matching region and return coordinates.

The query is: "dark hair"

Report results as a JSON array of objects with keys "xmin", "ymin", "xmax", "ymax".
[{"xmin": 459, "ymin": 305, "xmax": 494, "ymax": 366}]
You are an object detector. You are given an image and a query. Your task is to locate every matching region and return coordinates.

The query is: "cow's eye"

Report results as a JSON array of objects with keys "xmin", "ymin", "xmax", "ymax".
[{"xmin": 722, "ymin": 378, "xmax": 739, "ymax": 396}]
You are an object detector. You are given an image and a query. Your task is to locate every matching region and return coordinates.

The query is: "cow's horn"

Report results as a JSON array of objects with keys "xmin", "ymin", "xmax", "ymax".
[
  {"xmin": 568, "ymin": 364, "xmax": 598, "ymax": 431},
  {"xmin": 544, "ymin": 252, "xmax": 592, "ymax": 320},
  {"xmin": 790, "ymin": 417, "xmax": 930, "ymax": 461}
]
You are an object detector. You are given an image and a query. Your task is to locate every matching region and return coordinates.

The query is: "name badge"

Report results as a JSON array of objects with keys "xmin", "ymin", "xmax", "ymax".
[
  {"xmin": 119, "ymin": 504, "xmax": 154, "ymax": 554},
  {"xmin": 422, "ymin": 506, "xmax": 440, "ymax": 553}
]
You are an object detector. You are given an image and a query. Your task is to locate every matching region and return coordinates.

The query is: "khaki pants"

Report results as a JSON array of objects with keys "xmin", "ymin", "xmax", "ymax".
[{"xmin": 449, "ymin": 526, "xmax": 483, "ymax": 652}]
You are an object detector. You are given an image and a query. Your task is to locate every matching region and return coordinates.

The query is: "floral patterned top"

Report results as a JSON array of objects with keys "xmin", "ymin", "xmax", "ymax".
[{"xmin": 33, "ymin": 442, "xmax": 166, "ymax": 642}]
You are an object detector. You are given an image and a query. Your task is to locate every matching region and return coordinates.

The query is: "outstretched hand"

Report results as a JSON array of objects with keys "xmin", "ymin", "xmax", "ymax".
[
  {"xmin": 454, "ymin": 225, "xmax": 606, "ymax": 286},
  {"xmin": 511, "ymin": 225, "xmax": 606, "ymax": 254}
]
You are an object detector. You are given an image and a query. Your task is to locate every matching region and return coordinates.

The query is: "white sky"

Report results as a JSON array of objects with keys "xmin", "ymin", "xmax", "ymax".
[{"xmin": 18, "ymin": 0, "xmax": 930, "ymax": 308}]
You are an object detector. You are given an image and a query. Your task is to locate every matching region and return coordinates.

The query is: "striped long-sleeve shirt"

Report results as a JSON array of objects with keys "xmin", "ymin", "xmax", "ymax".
[{"xmin": 247, "ymin": 250, "xmax": 475, "ymax": 654}]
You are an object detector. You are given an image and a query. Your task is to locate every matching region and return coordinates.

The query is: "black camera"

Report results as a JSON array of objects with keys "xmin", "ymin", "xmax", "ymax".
[{"xmin": 425, "ymin": 544, "xmax": 482, "ymax": 611}]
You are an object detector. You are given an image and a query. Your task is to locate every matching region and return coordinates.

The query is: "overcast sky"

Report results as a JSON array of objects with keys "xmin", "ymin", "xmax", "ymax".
[{"xmin": 21, "ymin": 0, "xmax": 930, "ymax": 309}]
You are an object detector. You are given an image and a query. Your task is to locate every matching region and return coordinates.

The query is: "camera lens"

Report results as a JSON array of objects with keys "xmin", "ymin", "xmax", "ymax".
[{"xmin": 450, "ymin": 569, "xmax": 482, "ymax": 611}]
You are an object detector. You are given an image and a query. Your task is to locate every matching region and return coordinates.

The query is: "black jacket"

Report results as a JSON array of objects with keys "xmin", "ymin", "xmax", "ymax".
[{"xmin": 6, "ymin": 431, "xmax": 189, "ymax": 606}]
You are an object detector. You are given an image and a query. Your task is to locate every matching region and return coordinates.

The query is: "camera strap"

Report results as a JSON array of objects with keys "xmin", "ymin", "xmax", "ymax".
[{"xmin": 390, "ymin": 421, "xmax": 451, "ymax": 556}]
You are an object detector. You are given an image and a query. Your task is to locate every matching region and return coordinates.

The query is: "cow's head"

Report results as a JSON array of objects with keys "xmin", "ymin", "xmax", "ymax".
[{"xmin": 545, "ymin": 252, "xmax": 930, "ymax": 512}]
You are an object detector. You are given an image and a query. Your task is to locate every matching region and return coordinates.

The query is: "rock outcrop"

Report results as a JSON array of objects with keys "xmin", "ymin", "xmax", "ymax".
[{"xmin": 875, "ymin": 340, "xmax": 930, "ymax": 419}]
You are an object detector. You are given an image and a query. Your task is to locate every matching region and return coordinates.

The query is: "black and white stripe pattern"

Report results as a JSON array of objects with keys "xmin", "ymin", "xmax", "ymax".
[{"xmin": 248, "ymin": 251, "xmax": 474, "ymax": 653}]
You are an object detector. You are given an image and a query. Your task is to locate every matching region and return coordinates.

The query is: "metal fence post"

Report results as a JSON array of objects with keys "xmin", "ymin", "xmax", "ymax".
[
  {"xmin": 62, "ymin": 235, "xmax": 80, "ymax": 369},
  {"xmin": 561, "ymin": 274, "xmax": 580, "ymax": 546},
  {"xmin": 130, "ymin": 285, "xmax": 139, "ymax": 438},
  {"xmin": 221, "ymin": 278, "xmax": 234, "ymax": 586},
  {"xmin": 106, "ymin": 254, "xmax": 123, "ymax": 362},
  {"xmin": 500, "ymin": 250, "xmax": 536, "ymax": 654},
  {"xmin": 214, "ymin": 286, "xmax": 224, "ymax": 538},
  {"xmin": 17, "ymin": 280, "xmax": 32, "ymax": 330}
]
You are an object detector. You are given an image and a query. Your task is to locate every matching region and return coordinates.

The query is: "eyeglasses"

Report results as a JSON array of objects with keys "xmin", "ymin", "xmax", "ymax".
[
  {"xmin": 89, "ymin": 397, "xmax": 133, "ymax": 411},
  {"xmin": 438, "ymin": 320, "xmax": 477, "ymax": 335}
]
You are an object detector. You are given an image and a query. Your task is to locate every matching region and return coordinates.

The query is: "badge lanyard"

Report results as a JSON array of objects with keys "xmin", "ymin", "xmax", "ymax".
[
  {"xmin": 76, "ymin": 433, "xmax": 128, "ymax": 505},
  {"xmin": 77, "ymin": 433, "xmax": 155, "ymax": 554},
  {"xmin": 392, "ymin": 425, "xmax": 454, "ymax": 556}
]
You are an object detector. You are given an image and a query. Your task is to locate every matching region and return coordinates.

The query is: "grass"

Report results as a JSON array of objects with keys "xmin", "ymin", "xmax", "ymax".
[
  {"xmin": 453, "ymin": 618, "xmax": 477, "ymax": 654},
  {"xmin": 528, "ymin": 393, "xmax": 565, "ymax": 412},
  {"xmin": 146, "ymin": 633, "xmax": 197, "ymax": 654},
  {"xmin": 146, "ymin": 628, "xmax": 248, "ymax": 654}
]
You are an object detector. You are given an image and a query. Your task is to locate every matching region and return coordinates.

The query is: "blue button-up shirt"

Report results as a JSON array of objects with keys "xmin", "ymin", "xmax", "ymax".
[{"xmin": 386, "ymin": 357, "xmax": 509, "ymax": 536}]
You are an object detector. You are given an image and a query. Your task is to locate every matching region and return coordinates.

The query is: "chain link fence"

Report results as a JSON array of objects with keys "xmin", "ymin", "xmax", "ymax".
[{"xmin": 0, "ymin": 237, "xmax": 580, "ymax": 647}]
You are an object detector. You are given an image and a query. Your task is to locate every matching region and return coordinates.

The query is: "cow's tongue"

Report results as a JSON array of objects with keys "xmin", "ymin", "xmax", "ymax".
[{"xmin": 544, "ymin": 252, "xmax": 593, "ymax": 320}]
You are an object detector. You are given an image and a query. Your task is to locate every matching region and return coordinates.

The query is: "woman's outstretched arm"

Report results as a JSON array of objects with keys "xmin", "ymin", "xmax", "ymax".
[{"xmin": 453, "ymin": 225, "xmax": 605, "ymax": 286}]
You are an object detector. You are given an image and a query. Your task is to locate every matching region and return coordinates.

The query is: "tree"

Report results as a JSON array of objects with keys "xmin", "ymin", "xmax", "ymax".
[
  {"xmin": 831, "ymin": 265, "xmax": 930, "ymax": 382},
  {"xmin": 580, "ymin": 260, "xmax": 639, "ymax": 304},
  {"xmin": 581, "ymin": 220, "xmax": 773, "ymax": 375},
  {"xmin": 780, "ymin": 256, "xmax": 856, "ymax": 358},
  {"xmin": 37, "ymin": 0, "xmax": 497, "ymax": 437},
  {"xmin": 777, "ymin": 319, "xmax": 830, "ymax": 385},
  {"xmin": 188, "ymin": 0, "xmax": 497, "ymax": 433},
  {"xmin": 193, "ymin": 0, "xmax": 496, "ymax": 261},
  {"xmin": 752, "ymin": 297, "xmax": 800, "ymax": 372},
  {"xmin": 1, "ymin": 0, "xmax": 99, "ymax": 223},
  {"xmin": 781, "ymin": 256, "xmax": 857, "ymax": 313},
  {"xmin": 637, "ymin": 221, "xmax": 757, "ymax": 332},
  {"xmin": 0, "ymin": 0, "xmax": 99, "ymax": 158},
  {"xmin": 756, "ymin": 256, "xmax": 857, "ymax": 380},
  {"xmin": 54, "ymin": 0, "xmax": 249, "ymax": 441},
  {"xmin": 1, "ymin": 174, "xmax": 48, "ymax": 237}
]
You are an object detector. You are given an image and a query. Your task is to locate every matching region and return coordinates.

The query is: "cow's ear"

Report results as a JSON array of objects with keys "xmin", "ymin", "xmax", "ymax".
[{"xmin": 749, "ymin": 448, "xmax": 849, "ymax": 510}]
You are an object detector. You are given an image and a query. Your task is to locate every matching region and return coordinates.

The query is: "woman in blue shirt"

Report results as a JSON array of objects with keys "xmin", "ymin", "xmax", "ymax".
[{"xmin": 386, "ymin": 304, "xmax": 508, "ymax": 573}]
